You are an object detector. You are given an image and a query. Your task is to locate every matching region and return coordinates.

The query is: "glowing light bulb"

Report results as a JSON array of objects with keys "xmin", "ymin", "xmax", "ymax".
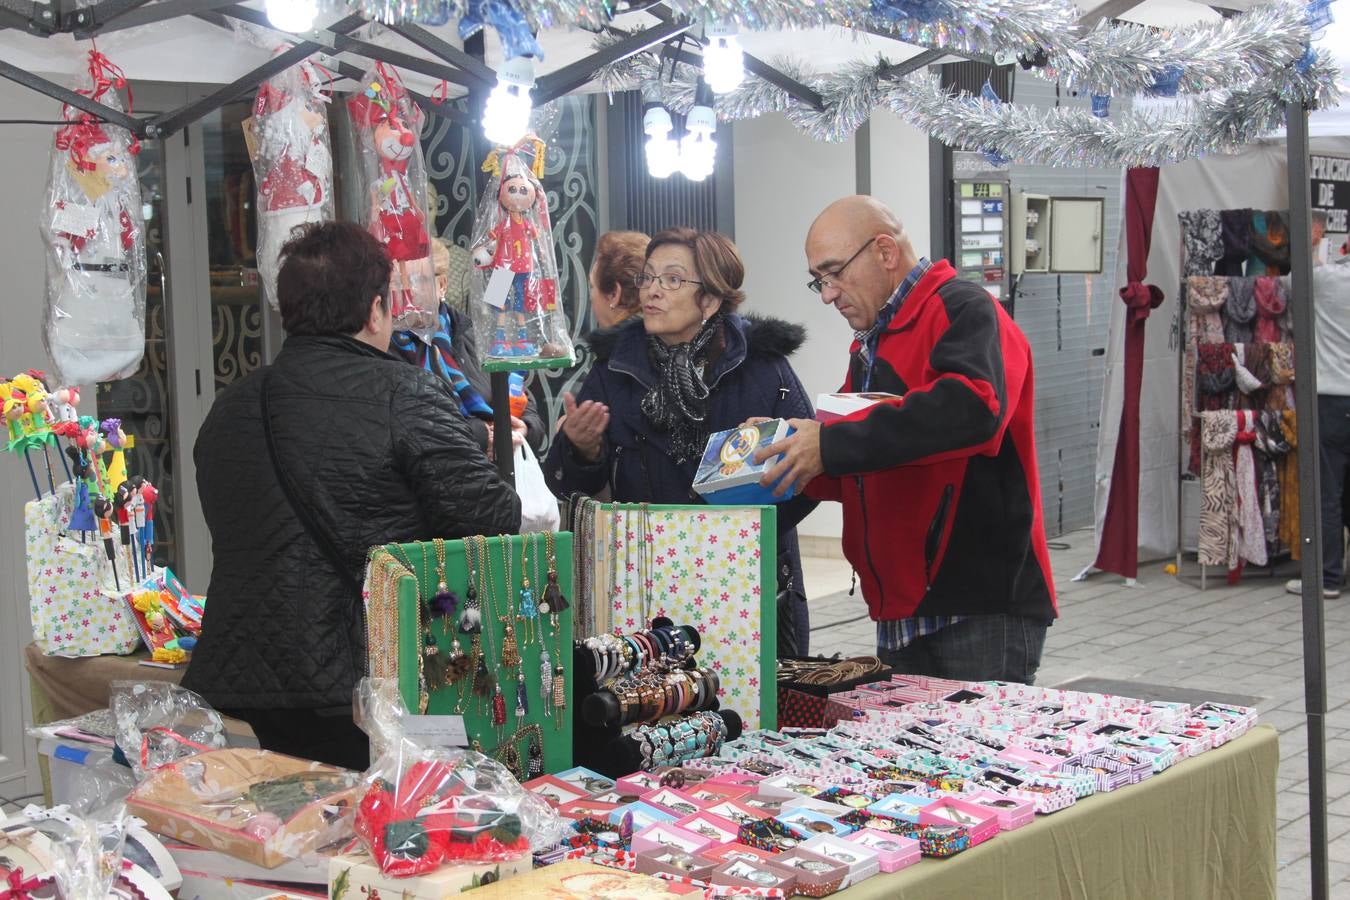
[
  {"xmin": 483, "ymin": 56, "xmax": 535, "ymax": 147},
  {"xmin": 702, "ymin": 22, "xmax": 744, "ymax": 94},
  {"xmin": 264, "ymin": 0, "xmax": 317, "ymax": 33},
  {"xmin": 643, "ymin": 106, "xmax": 679, "ymax": 179},
  {"xmin": 679, "ymin": 103, "xmax": 717, "ymax": 181}
]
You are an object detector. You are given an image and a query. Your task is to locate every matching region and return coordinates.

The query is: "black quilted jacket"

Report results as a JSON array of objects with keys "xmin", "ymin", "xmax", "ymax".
[{"xmin": 182, "ymin": 335, "xmax": 522, "ymax": 710}]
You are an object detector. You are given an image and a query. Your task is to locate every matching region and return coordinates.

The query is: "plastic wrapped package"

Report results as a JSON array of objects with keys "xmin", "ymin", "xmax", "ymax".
[
  {"xmin": 48, "ymin": 804, "xmax": 128, "ymax": 900},
  {"xmin": 354, "ymin": 678, "xmax": 565, "ymax": 875},
  {"xmin": 346, "ymin": 64, "xmax": 436, "ymax": 337},
  {"xmin": 468, "ymin": 137, "xmax": 573, "ymax": 365},
  {"xmin": 110, "ymin": 681, "xmax": 228, "ymax": 778},
  {"xmin": 40, "ymin": 50, "xmax": 146, "ymax": 388},
  {"xmin": 246, "ymin": 59, "xmax": 334, "ymax": 311}
]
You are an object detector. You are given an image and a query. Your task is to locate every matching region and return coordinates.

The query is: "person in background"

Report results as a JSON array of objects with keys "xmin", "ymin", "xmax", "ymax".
[
  {"xmin": 589, "ymin": 230, "xmax": 650, "ymax": 330},
  {"xmin": 757, "ymin": 196, "xmax": 1057, "ymax": 683},
  {"xmin": 185, "ymin": 222, "xmax": 521, "ymax": 769},
  {"xmin": 545, "ymin": 227, "xmax": 818, "ymax": 655},
  {"xmin": 392, "ymin": 237, "xmax": 546, "ymax": 455},
  {"xmin": 1288, "ymin": 210, "xmax": 1350, "ymax": 600}
]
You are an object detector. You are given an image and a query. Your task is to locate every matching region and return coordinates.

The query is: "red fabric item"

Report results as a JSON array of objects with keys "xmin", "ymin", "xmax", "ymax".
[{"xmin": 1093, "ymin": 167, "xmax": 1164, "ymax": 580}]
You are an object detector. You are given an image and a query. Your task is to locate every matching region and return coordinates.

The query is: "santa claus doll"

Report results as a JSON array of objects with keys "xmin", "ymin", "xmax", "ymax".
[
  {"xmin": 248, "ymin": 62, "xmax": 334, "ymax": 312},
  {"xmin": 42, "ymin": 116, "xmax": 146, "ymax": 387}
]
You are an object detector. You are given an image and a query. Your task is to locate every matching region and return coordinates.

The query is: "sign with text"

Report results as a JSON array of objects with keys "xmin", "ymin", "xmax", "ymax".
[{"xmin": 1311, "ymin": 154, "xmax": 1350, "ymax": 254}]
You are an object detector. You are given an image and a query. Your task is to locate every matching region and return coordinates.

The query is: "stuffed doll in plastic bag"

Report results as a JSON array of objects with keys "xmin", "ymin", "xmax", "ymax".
[
  {"xmin": 346, "ymin": 64, "xmax": 436, "ymax": 336},
  {"xmin": 247, "ymin": 60, "xmax": 333, "ymax": 312},
  {"xmin": 469, "ymin": 138, "xmax": 570, "ymax": 362},
  {"xmin": 41, "ymin": 51, "xmax": 146, "ymax": 388}
]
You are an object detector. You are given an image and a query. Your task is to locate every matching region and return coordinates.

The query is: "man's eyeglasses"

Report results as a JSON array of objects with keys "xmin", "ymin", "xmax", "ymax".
[
  {"xmin": 807, "ymin": 237, "xmax": 877, "ymax": 294},
  {"xmin": 635, "ymin": 272, "xmax": 704, "ymax": 291}
]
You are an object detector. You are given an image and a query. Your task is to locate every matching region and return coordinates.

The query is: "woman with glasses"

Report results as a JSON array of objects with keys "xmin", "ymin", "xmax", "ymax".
[{"xmin": 545, "ymin": 227, "xmax": 818, "ymax": 656}]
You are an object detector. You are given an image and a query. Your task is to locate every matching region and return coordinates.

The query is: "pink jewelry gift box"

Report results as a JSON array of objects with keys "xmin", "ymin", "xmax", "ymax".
[
  {"xmin": 699, "ymin": 840, "xmax": 779, "ymax": 867},
  {"xmin": 763, "ymin": 847, "xmax": 854, "ymax": 896},
  {"xmin": 630, "ymin": 821, "xmax": 717, "ymax": 857},
  {"xmin": 633, "ymin": 846, "xmax": 716, "ymax": 882},
  {"xmin": 844, "ymin": 828, "xmax": 921, "ymax": 873},
  {"xmin": 796, "ymin": 834, "xmax": 882, "ymax": 885},
  {"xmin": 556, "ymin": 798, "xmax": 622, "ymax": 821},
  {"xmin": 676, "ymin": 811, "xmax": 744, "ymax": 846},
  {"xmin": 641, "ymin": 786, "xmax": 710, "ymax": 818},
  {"xmin": 919, "ymin": 797, "xmax": 1000, "ymax": 846},
  {"xmin": 964, "ymin": 791, "xmax": 1035, "ymax": 831},
  {"xmin": 688, "ymin": 781, "xmax": 758, "ymax": 805},
  {"xmin": 710, "ymin": 857, "xmax": 798, "ymax": 894},
  {"xmin": 616, "ymin": 770, "xmax": 665, "ymax": 796},
  {"xmin": 705, "ymin": 798, "xmax": 779, "ymax": 828},
  {"xmin": 707, "ymin": 772, "xmax": 767, "ymax": 790},
  {"xmin": 523, "ymin": 775, "xmax": 590, "ymax": 807}
]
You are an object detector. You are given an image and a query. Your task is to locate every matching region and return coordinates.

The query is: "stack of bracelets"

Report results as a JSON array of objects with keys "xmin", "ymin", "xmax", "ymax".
[
  {"xmin": 585, "ymin": 665, "xmax": 722, "ymax": 728},
  {"xmin": 631, "ymin": 710, "xmax": 729, "ymax": 769},
  {"xmin": 580, "ymin": 623, "xmax": 698, "ymax": 687}
]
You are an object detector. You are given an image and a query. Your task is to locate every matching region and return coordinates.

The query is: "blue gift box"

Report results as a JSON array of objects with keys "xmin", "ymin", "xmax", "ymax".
[{"xmin": 691, "ymin": 419, "xmax": 796, "ymax": 505}]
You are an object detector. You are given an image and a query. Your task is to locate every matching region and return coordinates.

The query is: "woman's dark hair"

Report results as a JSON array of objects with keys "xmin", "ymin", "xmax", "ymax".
[
  {"xmin": 646, "ymin": 227, "xmax": 746, "ymax": 310},
  {"xmin": 593, "ymin": 230, "xmax": 650, "ymax": 315},
  {"xmin": 277, "ymin": 221, "xmax": 393, "ymax": 336}
]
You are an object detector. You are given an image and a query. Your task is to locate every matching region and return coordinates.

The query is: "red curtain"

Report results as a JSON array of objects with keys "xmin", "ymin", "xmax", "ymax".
[{"xmin": 1093, "ymin": 167, "xmax": 1164, "ymax": 579}]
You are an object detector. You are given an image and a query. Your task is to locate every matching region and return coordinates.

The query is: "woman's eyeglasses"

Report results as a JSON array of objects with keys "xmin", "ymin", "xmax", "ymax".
[{"xmin": 635, "ymin": 272, "xmax": 704, "ymax": 291}]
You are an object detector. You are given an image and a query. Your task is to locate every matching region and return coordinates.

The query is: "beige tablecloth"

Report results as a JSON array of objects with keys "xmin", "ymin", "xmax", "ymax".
[{"xmin": 834, "ymin": 725, "xmax": 1279, "ymax": 900}]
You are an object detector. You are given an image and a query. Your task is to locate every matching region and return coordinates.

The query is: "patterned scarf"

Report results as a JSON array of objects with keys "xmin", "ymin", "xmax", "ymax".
[
  {"xmin": 391, "ymin": 302, "xmax": 493, "ymax": 419},
  {"xmin": 1234, "ymin": 410, "xmax": 1267, "ymax": 567},
  {"xmin": 1224, "ymin": 277, "xmax": 1256, "ymax": 344},
  {"xmin": 1254, "ymin": 277, "xmax": 1287, "ymax": 343},
  {"xmin": 1180, "ymin": 210, "xmax": 1223, "ymax": 276},
  {"xmin": 1187, "ymin": 276, "xmax": 1226, "ymax": 343},
  {"xmin": 1199, "ymin": 411, "xmax": 1237, "ymax": 569},
  {"xmin": 641, "ymin": 313, "xmax": 723, "ymax": 464},
  {"xmin": 1250, "ymin": 210, "xmax": 1290, "ymax": 275}
]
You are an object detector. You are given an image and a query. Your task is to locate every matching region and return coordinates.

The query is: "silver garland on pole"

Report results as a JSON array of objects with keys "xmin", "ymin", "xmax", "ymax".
[{"xmin": 602, "ymin": 42, "xmax": 1341, "ymax": 168}]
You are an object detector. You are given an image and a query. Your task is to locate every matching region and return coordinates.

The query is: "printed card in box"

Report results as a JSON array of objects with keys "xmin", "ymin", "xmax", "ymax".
[
  {"xmin": 796, "ymin": 835, "xmax": 881, "ymax": 885},
  {"xmin": 919, "ymin": 798, "xmax": 1000, "ymax": 846},
  {"xmin": 699, "ymin": 840, "xmax": 778, "ymax": 867},
  {"xmin": 775, "ymin": 808, "xmax": 853, "ymax": 840},
  {"xmin": 634, "ymin": 846, "xmax": 716, "ymax": 882},
  {"xmin": 557, "ymin": 798, "xmax": 621, "ymax": 821},
  {"xmin": 524, "ymin": 775, "xmax": 590, "ymax": 807},
  {"xmin": 676, "ymin": 811, "xmax": 742, "ymax": 845},
  {"xmin": 965, "ymin": 791, "xmax": 1035, "ymax": 831},
  {"xmin": 764, "ymin": 848, "xmax": 852, "ymax": 896},
  {"xmin": 692, "ymin": 419, "xmax": 796, "ymax": 504},
  {"xmin": 706, "ymin": 772, "xmax": 766, "ymax": 791},
  {"xmin": 711, "ymin": 857, "xmax": 797, "ymax": 893},
  {"xmin": 615, "ymin": 771, "xmax": 663, "ymax": 796},
  {"xmin": 866, "ymin": 793, "xmax": 932, "ymax": 824},
  {"xmin": 630, "ymin": 821, "xmax": 717, "ymax": 857},
  {"xmin": 688, "ymin": 782, "xmax": 756, "ymax": 805},
  {"xmin": 641, "ymin": 787, "xmax": 707, "ymax": 818},
  {"xmin": 608, "ymin": 801, "xmax": 678, "ymax": 831},
  {"xmin": 326, "ymin": 846, "xmax": 531, "ymax": 900},
  {"xmin": 554, "ymin": 766, "xmax": 617, "ymax": 795},
  {"xmin": 845, "ymin": 828, "xmax": 921, "ymax": 873},
  {"xmin": 706, "ymin": 799, "xmax": 774, "ymax": 827}
]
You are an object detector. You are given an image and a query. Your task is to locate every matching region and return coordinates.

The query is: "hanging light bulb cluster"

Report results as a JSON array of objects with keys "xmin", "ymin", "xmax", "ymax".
[
  {"xmin": 483, "ymin": 56, "xmax": 536, "ymax": 146},
  {"xmin": 643, "ymin": 80, "xmax": 718, "ymax": 181},
  {"xmin": 264, "ymin": 0, "xmax": 317, "ymax": 32}
]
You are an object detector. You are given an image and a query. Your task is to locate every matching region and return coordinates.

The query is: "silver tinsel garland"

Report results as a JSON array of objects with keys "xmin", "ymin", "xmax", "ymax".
[
  {"xmin": 605, "ymin": 44, "xmax": 1341, "ymax": 168},
  {"xmin": 347, "ymin": 0, "xmax": 1318, "ymax": 103}
]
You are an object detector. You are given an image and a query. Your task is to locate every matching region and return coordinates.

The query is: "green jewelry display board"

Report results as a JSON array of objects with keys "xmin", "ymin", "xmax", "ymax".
[
  {"xmin": 584, "ymin": 503, "xmax": 778, "ymax": 732},
  {"xmin": 375, "ymin": 533, "xmax": 574, "ymax": 776}
]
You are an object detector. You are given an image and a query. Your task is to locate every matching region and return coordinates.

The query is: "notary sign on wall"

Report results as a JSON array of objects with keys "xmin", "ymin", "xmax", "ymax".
[{"xmin": 1311, "ymin": 154, "xmax": 1350, "ymax": 254}]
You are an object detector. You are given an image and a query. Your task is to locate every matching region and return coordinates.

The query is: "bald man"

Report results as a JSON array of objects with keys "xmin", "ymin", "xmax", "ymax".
[{"xmin": 757, "ymin": 196, "xmax": 1057, "ymax": 683}]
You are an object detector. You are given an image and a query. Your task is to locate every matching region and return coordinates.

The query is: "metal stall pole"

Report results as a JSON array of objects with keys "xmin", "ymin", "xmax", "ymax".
[{"xmin": 1286, "ymin": 102, "xmax": 1329, "ymax": 900}]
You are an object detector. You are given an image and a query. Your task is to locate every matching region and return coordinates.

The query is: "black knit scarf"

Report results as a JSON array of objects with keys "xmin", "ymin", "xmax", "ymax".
[{"xmin": 641, "ymin": 314, "xmax": 723, "ymax": 463}]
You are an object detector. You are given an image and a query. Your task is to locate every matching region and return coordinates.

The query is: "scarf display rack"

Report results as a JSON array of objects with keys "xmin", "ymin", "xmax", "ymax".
[{"xmin": 1175, "ymin": 208, "xmax": 1296, "ymax": 588}]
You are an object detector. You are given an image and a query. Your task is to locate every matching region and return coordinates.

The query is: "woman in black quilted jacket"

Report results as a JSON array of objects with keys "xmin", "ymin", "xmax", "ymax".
[{"xmin": 184, "ymin": 222, "xmax": 521, "ymax": 769}]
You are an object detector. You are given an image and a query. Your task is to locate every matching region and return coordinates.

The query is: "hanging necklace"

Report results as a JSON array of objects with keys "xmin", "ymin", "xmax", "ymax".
[
  {"xmin": 435, "ymin": 539, "xmax": 471, "ymax": 685},
  {"xmin": 540, "ymin": 530, "xmax": 570, "ymax": 616},
  {"xmin": 542, "ymin": 531, "xmax": 568, "ymax": 732},
  {"xmin": 518, "ymin": 533, "xmax": 538, "ymax": 646},
  {"xmin": 468, "ymin": 537, "xmax": 497, "ymax": 713},
  {"xmin": 459, "ymin": 536, "xmax": 483, "ymax": 635},
  {"xmin": 379, "ymin": 544, "xmax": 431, "ymax": 713},
  {"xmin": 497, "ymin": 535, "xmax": 520, "ymax": 670}
]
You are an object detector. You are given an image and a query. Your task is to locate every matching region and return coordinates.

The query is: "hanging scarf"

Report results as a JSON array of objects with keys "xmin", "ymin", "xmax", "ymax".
[
  {"xmin": 1216, "ymin": 209, "xmax": 1252, "ymax": 276},
  {"xmin": 391, "ymin": 302, "xmax": 493, "ymax": 419},
  {"xmin": 1187, "ymin": 276, "xmax": 1227, "ymax": 343},
  {"xmin": 1234, "ymin": 410, "xmax": 1267, "ymax": 568},
  {"xmin": 641, "ymin": 313, "xmax": 722, "ymax": 464},
  {"xmin": 1231, "ymin": 344, "xmax": 1262, "ymax": 394},
  {"xmin": 1199, "ymin": 410, "xmax": 1237, "ymax": 569},
  {"xmin": 1224, "ymin": 277, "xmax": 1256, "ymax": 344},
  {"xmin": 1254, "ymin": 276, "xmax": 1287, "ymax": 343},
  {"xmin": 1196, "ymin": 342, "xmax": 1235, "ymax": 404},
  {"xmin": 1179, "ymin": 209, "xmax": 1223, "ymax": 276},
  {"xmin": 1255, "ymin": 410, "xmax": 1288, "ymax": 556},
  {"xmin": 1280, "ymin": 409, "xmax": 1301, "ymax": 560},
  {"xmin": 1250, "ymin": 210, "xmax": 1290, "ymax": 275}
]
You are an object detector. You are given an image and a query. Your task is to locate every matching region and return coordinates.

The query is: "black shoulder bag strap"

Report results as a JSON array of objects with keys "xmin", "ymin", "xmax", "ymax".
[{"xmin": 259, "ymin": 369, "xmax": 362, "ymax": 593}]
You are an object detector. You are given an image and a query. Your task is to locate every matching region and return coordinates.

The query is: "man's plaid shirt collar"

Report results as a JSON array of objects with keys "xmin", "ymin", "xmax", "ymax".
[{"xmin": 855, "ymin": 257, "xmax": 931, "ymax": 368}]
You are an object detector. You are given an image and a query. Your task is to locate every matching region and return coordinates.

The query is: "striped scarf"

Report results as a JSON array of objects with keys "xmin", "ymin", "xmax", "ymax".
[{"xmin": 391, "ymin": 302, "xmax": 493, "ymax": 419}]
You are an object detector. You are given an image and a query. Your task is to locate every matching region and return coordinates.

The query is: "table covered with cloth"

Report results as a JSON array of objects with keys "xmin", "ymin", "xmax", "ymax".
[{"xmin": 832, "ymin": 724, "xmax": 1278, "ymax": 900}]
